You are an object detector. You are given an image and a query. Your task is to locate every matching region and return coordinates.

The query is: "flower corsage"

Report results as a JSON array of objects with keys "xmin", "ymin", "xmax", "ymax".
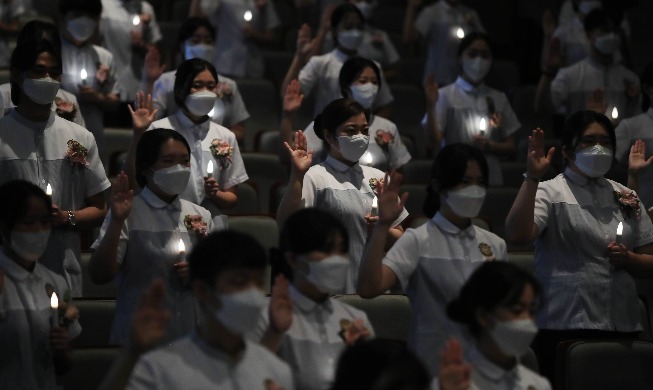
[
  {"xmin": 66, "ymin": 140, "xmax": 89, "ymax": 166},
  {"xmin": 614, "ymin": 190, "xmax": 641, "ymax": 220},
  {"xmin": 369, "ymin": 177, "xmax": 385, "ymax": 196},
  {"xmin": 184, "ymin": 215, "xmax": 208, "ymax": 237},
  {"xmin": 338, "ymin": 318, "xmax": 371, "ymax": 346},
  {"xmin": 374, "ymin": 130, "xmax": 394, "ymax": 149},
  {"xmin": 216, "ymin": 82, "xmax": 233, "ymax": 101},
  {"xmin": 209, "ymin": 139, "xmax": 233, "ymax": 168}
]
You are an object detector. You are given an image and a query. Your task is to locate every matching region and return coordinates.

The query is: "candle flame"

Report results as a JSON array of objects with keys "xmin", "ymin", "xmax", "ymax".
[
  {"xmin": 611, "ymin": 107, "xmax": 619, "ymax": 119},
  {"xmin": 178, "ymin": 239, "xmax": 185, "ymax": 254},
  {"xmin": 456, "ymin": 27, "xmax": 465, "ymax": 39},
  {"xmin": 208, "ymin": 107, "xmax": 215, "ymax": 117},
  {"xmin": 243, "ymin": 11, "xmax": 253, "ymax": 21},
  {"xmin": 617, "ymin": 222, "xmax": 623, "ymax": 236},
  {"xmin": 372, "ymin": 196, "xmax": 378, "ymax": 208},
  {"xmin": 80, "ymin": 68, "xmax": 87, "ymax": 81},
  {"xmin": 50, "ymin": 292, "xmax": 59, "ymax": 309},
  {"xmin": 207, "ymin": 160, "xmax": 214, "ymax": 175},
  {"xmin": 132, "ymin": 15, "xmax": 141, "ymax": 26},
  {"xmin": 479, "ymin": 117, "xmax": 487, "ymax": 131},
  {"xmin": 46, "ymin": 183, "xmax": 52, "ymax": 196}
]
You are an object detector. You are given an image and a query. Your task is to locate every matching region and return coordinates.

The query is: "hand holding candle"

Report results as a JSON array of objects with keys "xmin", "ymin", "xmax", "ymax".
[
  {"xmin": 243, "ymin": 10, "xmax": 253, "ymax": 21},
  {"xmin": 132, "ymin": 15, "xmax": 141, "ymax": 26},
  {"xmin": 371, "ymin": 196, "xmax": 378, "ymax": 217}
]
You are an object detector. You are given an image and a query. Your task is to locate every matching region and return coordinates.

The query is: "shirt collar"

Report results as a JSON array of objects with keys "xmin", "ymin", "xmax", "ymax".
[
  {"xmin": 563, "ymin": 167, "xmax": 609, "ymax": 188},
  {"xmin": 174, "ymin": 110, "xmax": 211, "ymax": 133},
  {"xmin": 333, "ymin": 48, "xmax": 350, "ymax": 62},
  {"xmin": 469, "ymin": 346, "xmax": 520, "ymax": 384},
  {"xmin": 289, "ymin": 285, "xmax": 333, "ymax": 314},
  {"xmin": 455, "ymin": 76, "xmax": 484, "ymax": 94},
  {"xmin": 325, "ymin": 155, "xmax": 363, "ymax": 174},
  {"xmin": 140, "ymin": 186, "xmax": 182, "ymax": 211},
  {"xmin": 0, "ymin": 250, "xmax": 44, "ymax": 282},
  {"xmin": 432, "ymin": 212, "xmax": 476, "ymax": 239},
  {"xmin": 10, "ymin": 109, "xmax": 55, "ymax": 132}
]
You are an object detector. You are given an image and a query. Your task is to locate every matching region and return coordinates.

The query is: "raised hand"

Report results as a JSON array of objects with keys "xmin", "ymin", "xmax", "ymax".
[
  {"xmin": 283, "ymin": 79, "xmax": 304, "ymax": 113},
  {"xmin": 129, "ymin": 91, "xmax": 158, "ymax": 134},
  {"xmin": 527, "ymin": 128, "xmax": 555, "ymax": 179},
  {"xmin": 377, "ymin": 171, "xmax": 408, "ymax": 225},
  {"xmin": 439, "ymin": 338, "xmax": 471, "ymax": 390},
  {"xmin": 544, "ymin": 37, "xmax": 563, "ymax": 72},
  {"xmin": 284, "ymin": 130, "xmax": 314, "ymax": 176},
  {"xmin": 111, "ymin": 172, "xmax": 133, "ymax": 222},
  {"xmin": 296, "ymin": 24, "xmax": 317, "ymax": 61},
  {"xmin": 130, "ymin": 279, "xmax": 171, "ymax": 354},
  {"xmin": 424, "ymin": 73, "xmax": 439, "ymax": 107},
  {"xmin": 143, "ymin": 46, "xmax": 166, "ymax": 83},
  {"xmin": 629, "ymin": 139, "xmax": 653, "ymax": 173},
  {"xmin": 268, "ymin": 275, "xmax": 293, "ymax": 334}
]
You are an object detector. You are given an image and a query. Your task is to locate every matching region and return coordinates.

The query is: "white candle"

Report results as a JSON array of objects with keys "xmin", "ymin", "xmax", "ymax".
[
  {"xmin": 50, "ymin": 292, "xmax": 59, "ymax": 327},
  {"xmin": 611, "ymin": 107, "xmax": 619, "ymax": 119},
  {"xmin": 243, "ymin": 10, "xmax": 253, "ymax": 21},
  {"xmin": 45, "ymin": 183, "xmax": 52, "ymax": 197},
  {"xmin": 479, "ymin": 117, "xmax": 487, "ymax": 136},
  {"xmin": 456, "ymin": 27, "xmax": 465, "ymax": 39},
  {"xmin": 371, "ymin": 196, "xmax": 378, "ymax": 217},
  {"xmin": 80, "ymin": 68, "xmax": 87, "ymax": 85},
  {"xmin": 206, "ymin": 160, "xmax": 214, "ymax": 178},
  {"xmin": 616, "ymin": 221, "xmax": 623, "ymax": 244},
  {"xmin": 132, "ymin": 15, "xmax": 141, "ymax": 26}
]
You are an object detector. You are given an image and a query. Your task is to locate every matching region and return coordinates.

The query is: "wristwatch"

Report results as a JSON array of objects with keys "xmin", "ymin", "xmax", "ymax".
[{"xmin": 67, "ymin": 211, "xmax": 77, "ymax": 227}]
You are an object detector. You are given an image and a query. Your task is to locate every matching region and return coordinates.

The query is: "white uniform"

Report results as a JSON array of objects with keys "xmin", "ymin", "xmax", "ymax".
[
  {"xmin": 100, "ymin": 0, "xmax": 162, "ymax": 102},
  {"xmin": 0, "ymin": 252, "xmax": 81, "ymax": 390},
  {"xmin": 251, "ymin": 286, "xmax": 375, "ymax": 390},
  {"xmin": 0, "ymin": 111, "xmax": 110, "ymax": 296},
  {"xmin": 0, "ymin": 83, "xmax": 87, "ymax": 127},
  {"xmin": 301, "ymin": 156, "xmax": 408, "ymax": 293},
  {"xmin": 414, "ymin": 0, "xmax": 485, "ymax": 85},
  {"xmin": 303, "ymin": 114, "xmax": 411, "ymax": 171},
  {"xmin": 298, "ymin": 48, "xmax": 394, "ymax": 116},
  {"xmin": 433, "ymin": 76, "xmax": 521, "ymax": 186},
  {"xmin": 151, "ymin": 71, "xmax": 249, "ymax": 127},
  {"xmin": 382, "ymin": 212, "xmax": 507, "ymax": 376},
  {"xmin": 91, "ymin": 187, "xmax": 214, "ymax": 345},
  {"xmin": 533, "ymin": 169, "xmax": 653, "ymax": 331},
  {"xmin": 615, "ymin": 108, "xmax": 653, "ymax": 208},
  {"xmin": 552, "ymin": 16, "xmax": 590, "ymax": 67},
  {"xmin": 321, "ymin": 27, "xmax": 400, "ymax": 69},
  {"xmin": 127, "ymin": 332, "xmax": 294, "ymax": 390},
  {"xmin": 0, "ymin": 0, "xmax": 25, "ymax": 67}
]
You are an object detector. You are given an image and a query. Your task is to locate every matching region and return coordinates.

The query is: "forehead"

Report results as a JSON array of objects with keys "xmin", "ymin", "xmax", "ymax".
[
  {"xmin": 464, "ymin": 39, "xmax": 490, "ymax": 53},
  {"xmin": 158, "ymin": 139, "xmax": 189, "ymax": 155},
  {"xmin": 34, "ymin": 52, "xmax": 58, "ymax": 67},
  {"xmin": 340, "ymin": 12, "xmax": 362, "ymax": 26},
  {"xmin": 464, "ymin": 159, "xmax": 483, "ymax": 177},
  {"xmin": 193, "ymin": 69, "xmax": 216, "ymax": 82},
  {"xmin": 358, "ymin": 66, "xmax": 377, "ymax": 78},
  {"xmin": 581, "ymin": 122, "xmax": 609, "ymax": 137},
  {"xmin": 339, "ymin": 112, "xmax": 367, "ymax": 125},
  {"xmin": 191, "ymin": 26, "xmax": 212, "ymax": 37}
]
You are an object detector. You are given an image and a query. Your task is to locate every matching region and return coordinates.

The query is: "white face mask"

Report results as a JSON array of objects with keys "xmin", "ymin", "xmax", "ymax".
[
  {"xmin": 354, "ymin": 1, "xmax": 375, "ymax": 19},
  {"xmin": 573, "ymin": 144, "xmax": 613, "ymax": 178},
  {"xmin": 338, "ymin": 29, "xmax": 364, "ymax": 51},
  {"xmin": 10, "ymin": 229, "xmax": 51, "ymax": 262},
  {"xmin": 185, "ymin": 90, "xmax": 218, "ymax": 117},
  {"xmin": 22, "ymin": 76, "xmax": 60, "ymax": 105},
  {"xmin": 578, "ymin": 1, "xmax": 601, "ymax": 15},
  {"xmin": 151, "ymin": 164, "xmax": 191, "ymax": 195},
  {"xmin": 462, "ymin": 57, "xmax": 492, "ymax": 83},
  {"xmin": 594, "ymin": 32, "xmax": 619, "ymax": 55},
  {"xmin": 445, "ymin": 185, "xmax": 486, "ymax": 218},
  {"xmin": 184, "ymin": 43, "xmax": 216, "ymax": 62},
  {"xmin": 301, "ymin": 255, "xmax": 350, "ymax": 294},
  {"xmin": 350, "ymin": 83, "xmax": 378, "ymax": 109},
  {"xmin": 213, "ymin": 287, "xmax": 267, "ymax": 335},
  {"xmin": 337, "ymin": 134, "xmax": 370, "ymax": 162},
  {"xmin": 490, "ymin": 318, "xmax": 538, "ymax": 357},
  {"xmin": 67, "ymin": 16, "xmax": 97, "ymax": 42}
]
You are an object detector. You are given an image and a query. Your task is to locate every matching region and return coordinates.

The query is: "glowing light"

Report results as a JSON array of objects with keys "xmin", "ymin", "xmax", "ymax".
[
  {"xmin": 80, "ymin": 69, "xmax": 87, "ymax": 81},
  {"xmin": 206, "ymin": 160, "xmax": 214, "ymax": 178},
  {"xmin": 178, "ymin": 239, "xmax": 186, "ymax": 254},
  {"xmin": 371, "ymin": 196, "xmax": 378, "ymax": 216},
  {"xmin": 50, "ymin": 292, "xmax": 59, "ymax": 327},
  {"xmin": 361, "ymin": 151, "xmax": 373, "ymax": 165},
  {"xmin": 208, "ymin": 107, "xmax": 215, "ymax": 117},
  {"xmin": 479, "ymin": 117, "xmax": 487, "ymax": 131},
  {"xmin": 46, "ymin": 183, "xmax": 52, "ymax": 197},
  {"xmin": 456, "ymin": 27, "xmax": 465, "ymax": 39},
  {"xmin": 132, "ymin": 15, "xmax": 141, "ymax": 26},
  {"xmin": 611, "ymin": 107, "xmax": 619, "ymax": 119},
  {"xmin": 617, "ymin": 222, "xmax": 623, "ymax": 236},
  {"xmin": 243, "ymin": 11, "xmax": 253, "ymax": 21}
]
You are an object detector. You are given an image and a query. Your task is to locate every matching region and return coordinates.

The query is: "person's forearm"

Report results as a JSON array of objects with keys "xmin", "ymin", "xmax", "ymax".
[
  {"xmin": 402, "ymin": 4, "xmax": 420, "ymax": 42},
  {"xmin": 358, "ymin": 221, "xmax": 391, "ymax": 298},
  {"xmin": 487, "ymin": 137, "xmax": 516, "ymax": 155},
  {"xmin": 505, "ymin": 180, "xmax": 539, "ymax": 244},
  {"xmin": 276, "ymin": 173, "xmax": 304, "ymax": 228},
  {"xmin": 623, "ymin": 252, "xmax": 653, "ymax": 278},
  {"xmin": 210, "ymin": 189, "xmax": 238, "ymax": 209},
  {"xmin": 69, "ymin": 204, "xmax": 108, "ymax": 230},
  {"xmin": 534, "ymin": 74, "xmax": 554, "ymax": 114},
  {"xmin": 89, "ymin": 219, "xmax": 122, "ymax": 284},
  {"xmin": 280, "ymin": 57, "xmax": 305, "ymax": 100},
  {"xmin": 627, "ymin": 169, "xmax": 640, "ymax": 192},
  {"xmin": 280, "ymin": 110, "xmax": 296, "ymax": 145}
]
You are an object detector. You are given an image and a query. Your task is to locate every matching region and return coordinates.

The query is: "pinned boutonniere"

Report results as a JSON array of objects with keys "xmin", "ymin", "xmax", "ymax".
[
  {"xmin": 184, "ymin": 215, "xmax": 208, "ymax": 237},
  {"xmin": 216, "ymin": 82, "xmax": 233, "ymax": 101},
  {"xmin": 374, "ymin": 130, "xmax": 394, "ymax": 149},
  {"xmin": 614, "ymin": 190, "xmax": 641, "ymax": 220},
  {"xmin": 66, "ymin": 139, "xmax": 89, "ymax": 167},
  {"xmin": 55, "ymin": 97, "xmax": 78, "ymax": 122},
  {"xmin": 209, "ymin": 139, "xmax": 233, "ymax": 169},
  {"xmin": 369, "ymin": 177, "xmax": 385, "ymax": 196},
  {"xmin": 479, "ymin": 243, "xmax": 495, "ymax": 261},
  {"xmin": 338, "ymin": 318, "xmax": 371, "ymax": 346}
]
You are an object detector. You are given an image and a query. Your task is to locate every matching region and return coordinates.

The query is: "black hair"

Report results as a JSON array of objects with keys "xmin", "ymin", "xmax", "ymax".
[
  {"xmin": 275, "ymin": 208, "xmax": 349, "ymax": 280},
  {"xmin": 173, "ymin": 58, "xmax": 218, "ymax": 111},
  {"xmin": 135, "ymin": 128, "xmax": 191, "ymax": 188},
  {"xmin": 641, "ymin": 62, "xmax": 653, "ymax": 111},
  {"xmin": 314, "ymin": 98, "xmax": 369, "ymax": 146},
  {"xmin": 16, "ymin": 20, "xmax": 61, "ymax": 47},
  {"xmin": 0, "ymin": 180, "xmax": 52, "ymax": 243},
  {"xmin": 584, "ymin": 8, "xmax": 613, "ymax": 34},
  {"xmin": 189, "ymin": 230, "xmax": 267, "ymax": 287},
  {"xmin": 330, "ymin": 340, "xmax": 431, "ymax": 390},
  {"xmin": 423, "ymin": 143, "xmax": 489, "ymax": 218},
  {"xmin": 456, "ymin": 31, "xmax": 493, "ymax": 58},
  {"xmin": 330, "ymin": 3, "xmax": 365, "ymax": 47},
  {"xmin": 339, "ymin": 57, "xmax": 382, "ymax": 98},
  {"xmin": 10, "ymin": 38, "xmax": 63, "ymax": 107},
  {"xmin": 447, "ymin": 262, "xmax": 542, "ymax": 336},
  {"xmin": 561, "ymin": 110, "xmax": 616, "ymax": 156},
  {"xmin": 177, "ymin": 17, "xmax": 216, "ymax": 53},
  {"xmin": 59, "ymin": 0, "xmax": 102, "ymax": 17}
]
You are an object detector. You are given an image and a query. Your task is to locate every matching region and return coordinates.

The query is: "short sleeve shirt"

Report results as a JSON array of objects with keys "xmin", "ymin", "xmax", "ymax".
[
  {"xmin": 0, "ymin": 111, "xmax": 110, "ymax": 296},
  {"xmin": 533, "ymin": 169, "xmax": 653, "ymax": 331},
  {"xmin": 150, "ymin": 112, "xmax": 249, "ymax": 219},
  {"xmin": 250, "ymin": 286, "xmax": 375, "ymax": 390},
  {"xmin": 304, "ymin": 115, "xmax": 411, "ymax": 171},
  {"xmin": 0, "ymin": 83, "xmax": 87, "ymax": 127},
  {"xmin": 382, "ymin": 212, "xmax": 507, "ymax": 376},
  {"xmin": 127, "ymin": 333, "xmax": 294, "ymax": 390},
  {"xmin": 151, "ymin": 71, "xmax": 250, "ymax": 127},
  {"xmin": 301, "ymin": 156, "xmax": 408, "ymax": 293},
  {"xmin": 298, "ymin": 49, "xmax": 394, "ymax": 116},
  {"xmin": 614, "ymin": 109, "xmax": 653, "ymax": 207},
  {"xmin": 91, "ymin": 187, "xmax": 214, "ymax": 345}
]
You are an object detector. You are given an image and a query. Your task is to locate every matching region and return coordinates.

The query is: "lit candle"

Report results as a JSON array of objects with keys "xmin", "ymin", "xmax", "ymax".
[
  {"xmin": 132, "ymin": 15, "xmax": 141, "ymax": 26},
  {"xmin": 361, "ymin": 151, "xmax": 373, "ymax": 165},
  {"xmin": 456, "ymin": 27, "xmax": 465, "ymax": 39},
  {"xmin": 616, "ymin": 221, "xmax": 623, "ymax": 244},
  {"xmin": 479, "ymin": 117, "xmax": 487, "ymax": 136},
  {"xmin": 46, "ymin": 183, "xmax": 52, "ymax": 197},
  {"xmin": 50, "ymin": 292, "xmax": 59, "ymax": 327},
  {"xmin": 611, "ymin": 107, "xmax": 619, "ymax": 120},
  {"xmin": 80, "ymin": 68, "xmax": 87, "ymax": 85},
  {"xmin": 208, "ymin": 107, "xmax": 215, "ymax": 118},
  {"xmin": 178, "ymin": 238, "xmax": 185, "ymax": 256},
  {"xmin": 371, "ymin": 196, "xmax": 378, "ymax": 217},
  {"xmin": 206, "ymin": 160, "xmax": 214, "ymax": 178},
  {"xmin": 243, "ymin": 10, "xmax": 253, "ymax": 21}
]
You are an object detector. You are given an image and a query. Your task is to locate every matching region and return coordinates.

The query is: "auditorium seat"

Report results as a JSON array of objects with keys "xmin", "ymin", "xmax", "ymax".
[
  {"xmin": 226, "ymin": 182, "xmax": 260, "ymax": 215},
  {"xmin": 401, "ymin": 159, "xmax": 431, "ymax": 185},
  {"xmin": 399, "ymin": 184, "xmax": 427, "ymax": 218},
  {"xmin": 71, "ymin": 298, "xmax": 117, "ymax": 348},
  {"xmin": 236, "ymin": 79, "xmax": 280, "ymax": 151},
  {"xmin": 507, "ymin": 252, "xmax": 534, "ymax": 274},
  {"xmin": 228, "ymin": 215, "xmax": 279, "ymax": 292},
  {"xmin": 254, "ymin": 129, "xmax": 282, "ymax": 154},
  {"xmin": 81, "ymin": 253, "xmax": 117, "ymax": 298},
  {"xmin": 333, "ymin": 294, "xmax": 411, "ymax": 343},
  {"xmin": 241, "ymin": 152, "xmax": 289, "ymax": 213}
]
